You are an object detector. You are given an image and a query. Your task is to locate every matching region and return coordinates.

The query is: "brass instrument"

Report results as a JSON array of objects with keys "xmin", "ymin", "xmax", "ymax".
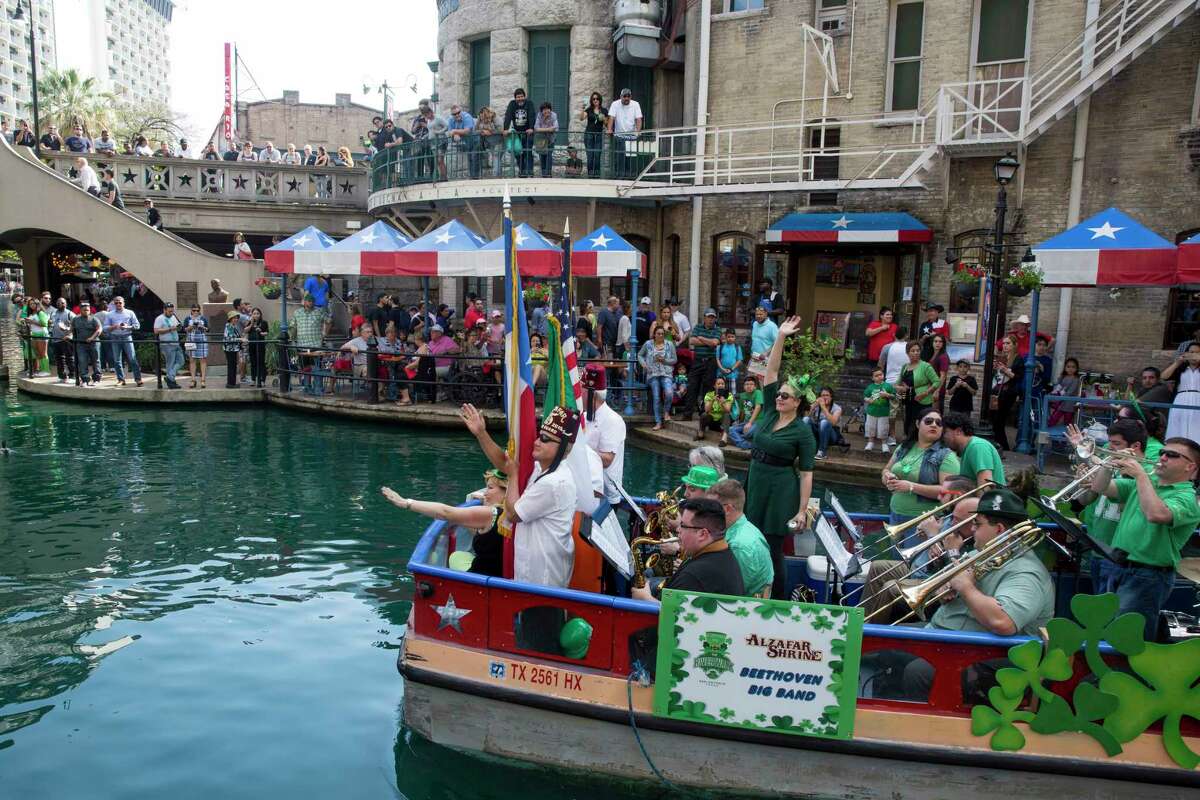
[
  {"xmin": 882, "ymin": 482, "xmax": 993, "ymax": 542},
  {"xmin": 855, "ymin": 515, "xmax": 977, "ymax": 609},
  {"xmin": 865, "ymin": 520, "xmax": 1043, "ymax": 623},
  {"xmin": 1048, "ymin": 436, "xmax": 1132, "ymax": 504},
  {"xmin": 630, "ymin": 488, "xmax": 684, "ymax": 589},
  {"xmin": 630, "ymin": 536, "xmax": 680, "ymax": 589}
]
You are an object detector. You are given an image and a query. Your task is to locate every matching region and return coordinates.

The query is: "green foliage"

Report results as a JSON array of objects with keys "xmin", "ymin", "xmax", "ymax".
[
  {"xmin": 265, "ymin": 321, "xmax": 283, "ymax": 375},
  {"xmin": 29, "ymin": 69, "xmax": 116, "ymax": 137},
  {"xmin": 1100, "ymin": 639, "xmax": 1200, "ymax": 769},
  {"xmin": 135, "ymin": 339, "xmax": 159, "ymax": 372},
  {"xmin": 780, "ymin": 333, "xmax": 852, "ymax": 393},
  {"xmin": 1007, "ymin": 260, "xmax": 1045, "ymax": 292}
]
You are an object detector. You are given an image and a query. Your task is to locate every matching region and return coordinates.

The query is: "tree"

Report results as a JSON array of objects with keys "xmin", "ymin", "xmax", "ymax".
[
  {"xmin": 25, "ymin": 68, "xmax": 115, "ymax": 137},
  {"xmin": 108, "ymin": 101, "xmax": 187, "ymax": 151}
]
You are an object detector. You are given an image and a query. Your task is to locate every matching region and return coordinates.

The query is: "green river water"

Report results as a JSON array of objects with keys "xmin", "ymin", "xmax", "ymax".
[{"xmin": 0, "ymin": 310, "xmax": 888, "ymax": 799}]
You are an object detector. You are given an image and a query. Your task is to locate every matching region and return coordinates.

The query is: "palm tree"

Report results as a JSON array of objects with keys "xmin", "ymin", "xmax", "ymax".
[{"xmin": 25, "ymin": 68, "xmax": 116, "ymax": 138}]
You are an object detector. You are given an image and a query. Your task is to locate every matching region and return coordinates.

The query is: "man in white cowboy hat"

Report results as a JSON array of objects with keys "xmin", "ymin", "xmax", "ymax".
[{"xmin": 1005, "ymin": 313, "xmax": 1053, "ymax": 358}]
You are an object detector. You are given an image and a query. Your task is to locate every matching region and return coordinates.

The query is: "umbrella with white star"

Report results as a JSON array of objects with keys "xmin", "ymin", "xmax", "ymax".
[
  {"xmin": 321, "ymin": 220, "xmax": 412, "ymax": 276},
  {"xmin": 264, "ymin": 226, "xmax": 336, "ymax": 273},
  {"xmin": 1032, "ymin": 207, "xmax": 1177, "ymax": 287},
  {"xmin": 571, "ymin": 225, "xmax": 647, "ymax": 276},
  {"xmin": 479, "ymin": 222, "xmax": 562, "ymax": 275},
  {"xmin": 392, "ymin": 219, "xmax": 488, "ymax": 276}
]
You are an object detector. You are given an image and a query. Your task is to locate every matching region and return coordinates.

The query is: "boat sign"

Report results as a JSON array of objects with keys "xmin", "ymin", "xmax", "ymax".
[{"xmin": 653, "ymin": 591, "xmax": 863, "ymax": 740}]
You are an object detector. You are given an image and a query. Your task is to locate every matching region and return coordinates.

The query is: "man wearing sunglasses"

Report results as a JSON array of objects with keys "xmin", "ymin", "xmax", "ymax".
[
  {"xmin": 631, "ymin": 497, "xmax": 744, "ymax": 603},
  {"xmin": 1089, "ymin": 435, "xmax": 1200, "ymax": 640}
]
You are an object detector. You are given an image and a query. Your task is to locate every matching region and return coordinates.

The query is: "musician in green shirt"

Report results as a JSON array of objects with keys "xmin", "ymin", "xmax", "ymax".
[{"xmin": 707, "ymin": 478, "xmax": 774, "ymax": 597}]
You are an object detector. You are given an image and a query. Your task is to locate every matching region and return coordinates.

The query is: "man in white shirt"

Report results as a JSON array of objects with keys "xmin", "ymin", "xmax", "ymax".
[
  {"xmin": 669, "ymin": 297, "xmax": 692, "ymax": 339},
  {"xmin": 75, "ymin": 157, "xmax": 101, "ymax": 196},
  {"xmin": 177, "ymin": 138, "xmax": 194, "ymax": 159},
  {"xmin": 582, "ymin": 364, "xmax": 626, "ymax": 503},
  {"xmin": 506, "ymin": 406, "xmax": 581, "ymax": 588},
  {"xmin": 260, "ymin": 141, "xmax": 283, "ymax": 163},
  {"xmin": 880, "ymin": 326, "xmax": 910, "ymax": 447},
  {"xmin": 606, "ymin": 87, "xmax": 643, "ymax": 178}
]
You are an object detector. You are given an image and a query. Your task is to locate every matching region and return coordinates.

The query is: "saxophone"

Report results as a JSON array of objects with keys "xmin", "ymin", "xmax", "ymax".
[{"xmin": 630, "ymin": 488, "xmax": 683, "ymax": 589}]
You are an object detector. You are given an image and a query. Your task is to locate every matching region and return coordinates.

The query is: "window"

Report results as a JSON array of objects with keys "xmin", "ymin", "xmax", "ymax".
[
  {"xmin": 527, "ymin": 30, "xmax": 570, "ymax": 146},
  {"xmin": 809, "ymin": 124, "xmax": 840, "ymax": 181},
  {"xmin": 469, "ymin": 38, "xmax": 490, "ymax": 115},
  {"xmin": 887, "ymin": 1, "xmax": 924, "ymax": 112},
  {"xmin": 711, "ymin": 233, "xmax": 755, "ymax": 327},
  {"xmin": 975, "ymin": 0, "xmax": 1029, "ymax": 64},
  {"xmin": 726, "ymin": 0, "xmax": 764, "ymax": 10}
]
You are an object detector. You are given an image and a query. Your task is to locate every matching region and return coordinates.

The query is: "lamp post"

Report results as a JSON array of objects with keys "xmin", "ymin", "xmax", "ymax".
[
  {"xmin": 976, "ymin": 152, "xmax": 1020, "ymax": 438},
  {"xmin": 11, "ymin": 0, "xmax": 40, "ymax": 153}
]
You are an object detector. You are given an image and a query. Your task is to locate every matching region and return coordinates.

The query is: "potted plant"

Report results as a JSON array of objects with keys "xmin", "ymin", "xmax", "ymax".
[
  {"xmin": 951, "ymin": 261, "xmax": 986, "ymax": 298},
  {"xmin": 1004, "ymin": 260, "xmax": 1044, "ymax": 297},
  {"xmin": 255, "ymin": 277, "xmax": 281, "ymax": 300},
  {"xmin": 523, "ymin": 282, "xmax": 552, "ymax": 305}
]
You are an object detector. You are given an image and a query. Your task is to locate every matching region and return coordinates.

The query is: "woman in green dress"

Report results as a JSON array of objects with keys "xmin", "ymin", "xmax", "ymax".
[{"xmin": 742, "ymin": 315, "xmax": 816, "ymax": 599}]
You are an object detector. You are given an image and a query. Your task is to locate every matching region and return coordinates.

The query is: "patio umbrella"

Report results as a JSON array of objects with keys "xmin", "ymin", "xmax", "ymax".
[
  {"xmin": 322, "ymin": 220, "xmax": 411, "ymax": 276},
  {"xmin": 479, "ymin": 223, "xmax": 562, "ymax": 276},
  {"xmin": 1031, "ymin": 207, "xmax": 1176, "ymax": 287},
  {"xmin": 1176, "ymin": 231, "xmax": 1200, "ymax": 284},
  {"xmin": 392, "ymin": 219, "xmax": 488, "ymax": 277},
  {"xmin": 264, "ymin": 226, "xmax": 336, "ymax": 273},
  {"xmin": 571, "ymin": 225, "xmax": 646, "ymax": 276}
]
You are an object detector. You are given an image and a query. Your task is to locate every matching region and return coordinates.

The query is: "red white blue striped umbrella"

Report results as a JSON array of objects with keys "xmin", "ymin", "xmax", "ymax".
[
  {"xmin": 264, "ymin": 226, "xmax": 336, "ymax": 273},
  {"xmin": 392, "ymin": 220, "xmax": 488, "ymax": 276},
  {"xmin": 321, "ymin": 221, "xmax": 411, "ymax": 276},
  {"xmin": 1032, "ymin": 207, "xmax": 1176, "ymax": 287},
  {"xmin": 1177, "ymin": 231, "xmax": 1200, "ymax": 284},
  {"xmin": 765, "ymin": 212, "xmax": 932, "ymax": 243},
  {"xmin": 571, "ymin": 225, "xmax": 646, "ymax": 276},
  {"xmin": 479, "ymin": 223, "xmax": 561, "ymax": 276}
]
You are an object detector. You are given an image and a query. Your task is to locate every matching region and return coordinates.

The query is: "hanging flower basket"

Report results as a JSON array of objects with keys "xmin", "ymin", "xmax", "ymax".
[
  {"xmin": 255, "ymin": 277, "xmax": 281, "ymax": 299},
  {"xmin": 1005, "ymin": 260, "xmax": 1044, "ymax": 296},
  {"xmin": 1004, "ymin": 280, "xmax": 1031, "ymax": 298},
  {"xmin": 957, "ymin": 280, "xmax": 980, "ymax": 299},
  {"xmin": 951, "ymin": 262, "xmax": 985, "ymax": 298},
  {"xmin": 523, "ymin": 282, "xmax": 552, "ymax": 304}
]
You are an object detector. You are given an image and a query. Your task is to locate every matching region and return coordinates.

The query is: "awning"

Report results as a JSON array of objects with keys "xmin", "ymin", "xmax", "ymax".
[
  {"xmin": 392, "ymin": 220, "xmax": 489, "ymax": 276},
  {"xmin": 320, "ymin": 220, "xmax": 411, "ymax": 276},
  {"xmin": 479, "ymin": 223, "xmax": 562, "ymax": 276},
  {"xmin": 765, "ymin": 212, "xmax": 932, "ymax": 244},
  {"xmin": 264, "ymin": 226, "xmax": 335, "ymax": 274},
  {"xmin": 571, "ymin": 225, "xmax": 647, "ymax": 276},
  {"xmin": 1177, "ymin": 232, "xmax": 1200, "ymax": 284},
  {"xmin": 1032, "ymin": 207, "xmax": 1176, "ymax": 287}
]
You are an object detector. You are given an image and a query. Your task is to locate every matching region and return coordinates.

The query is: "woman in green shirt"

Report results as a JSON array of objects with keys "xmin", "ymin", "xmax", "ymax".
[
  {"xmin": 743, "ymin": 316, "xmax": 816, "ymax": 600},
  {"xmin": 898, "ymin": 341, "xmax": 939, "ymax": 438},
  {"xmin": 881, "ymin": 408, "xmax": 961, "ymax": 535},
  {"xmin": 21, "ymin": 297, "xmax": 50, "ymax": 375}
]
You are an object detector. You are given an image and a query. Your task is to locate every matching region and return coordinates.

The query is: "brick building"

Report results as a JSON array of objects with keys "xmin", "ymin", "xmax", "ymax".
[
  {"xmin": 213, "ymin": 90, "xmax": 384, "ymax": 155},
  {"xmin": 367, "ymin": 0, "xmax": 1200, "ymax": 377}
]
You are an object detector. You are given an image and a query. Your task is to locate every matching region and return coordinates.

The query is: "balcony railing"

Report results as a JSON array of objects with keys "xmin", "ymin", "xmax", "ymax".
[{"xmin": 37, "ymin": 152, "xmax": 369, "ymax": 209}]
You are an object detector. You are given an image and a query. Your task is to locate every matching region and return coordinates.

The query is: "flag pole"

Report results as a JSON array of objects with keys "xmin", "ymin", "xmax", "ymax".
[{"xmin": 559, "ymin": 217, "xmax": 572, "ymax": 330}]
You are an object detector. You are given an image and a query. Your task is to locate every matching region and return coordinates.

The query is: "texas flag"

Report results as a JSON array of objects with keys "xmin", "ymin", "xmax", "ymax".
[{"xmin": 1033, "ymin": 207, "xmax": 1177, "ymax": 287}]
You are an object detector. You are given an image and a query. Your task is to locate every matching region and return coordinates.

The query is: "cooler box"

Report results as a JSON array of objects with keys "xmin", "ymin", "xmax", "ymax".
[{"xmin": 799, "ymin": 555, "xmax": 867, "ymax": 606}]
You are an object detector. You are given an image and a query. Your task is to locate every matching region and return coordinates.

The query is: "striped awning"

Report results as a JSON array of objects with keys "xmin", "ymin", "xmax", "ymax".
[{"xmin": 766, "ymin": 212, "xmax": 933, "ymax": 244}]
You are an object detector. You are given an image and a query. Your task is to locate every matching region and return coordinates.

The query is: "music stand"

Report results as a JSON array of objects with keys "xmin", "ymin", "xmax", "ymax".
[
  {"xmin": 824, "ymin": 490, "xmax": 862, "ymax": 547},
  {"xmin": 1032, "ymin": 496, "xmax": 1126, "ymax": 565},
  {"xmin": 813, "ymin": 511, "xmax": 863, "ymax": 605}
]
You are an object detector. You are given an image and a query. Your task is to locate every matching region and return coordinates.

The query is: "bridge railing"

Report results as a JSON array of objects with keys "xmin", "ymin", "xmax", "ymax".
[{"xmin": 36, "ymin": 152, "xmax": 369, "ymax": 209}]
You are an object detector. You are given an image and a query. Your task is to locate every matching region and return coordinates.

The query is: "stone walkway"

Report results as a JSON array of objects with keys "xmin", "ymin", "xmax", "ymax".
[{"xmin": 18, "ymin": 373, "xmax": 263, "ymax": 403}]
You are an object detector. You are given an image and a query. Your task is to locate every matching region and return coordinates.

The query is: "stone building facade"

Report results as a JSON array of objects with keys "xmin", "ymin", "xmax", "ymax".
[
  {"xmin": 368, "ymin": 0, "xmax": 1200, "ymax": 378},
  {"xmin": 224, "ymin": 91, "xmax": 383, "ymax": 154}
]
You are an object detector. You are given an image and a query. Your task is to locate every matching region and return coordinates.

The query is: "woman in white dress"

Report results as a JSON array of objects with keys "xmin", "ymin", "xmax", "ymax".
[{"xmin": 1162, "ymin": 342, "xmax": 1200, "ymax": 441}]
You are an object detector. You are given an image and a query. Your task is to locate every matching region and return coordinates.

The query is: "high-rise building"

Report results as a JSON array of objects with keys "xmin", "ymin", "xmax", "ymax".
[
  {"xmin": 54, "ymin": 0, "xmax": 172, "ymax": 107},
  {"xmin": 0, "ymin": 0, "xmax": 58, "ymax": 126}
]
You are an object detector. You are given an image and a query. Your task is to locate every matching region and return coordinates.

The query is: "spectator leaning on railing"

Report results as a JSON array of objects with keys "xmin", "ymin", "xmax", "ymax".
[
  {"xmin": 446, "ymin": 104, "xmax": 476, "ymax": 177},
  {"xmin": 502, "ymin": 88, "xmax": 535, "ymax": 177},
  {"xmin": 607, "ymin": 88, "xmax": 643, "ymax": 178},
  {"xmin": 65, "ymin": 124, "xmax": 92, "ymax": 153},
  {"xmin": 533, "ymin": 102, "xmax": 558, "ymax": 178},
  {"xmin": 580, "ymin": 92, "xmax": 608, "ymax": 177}
]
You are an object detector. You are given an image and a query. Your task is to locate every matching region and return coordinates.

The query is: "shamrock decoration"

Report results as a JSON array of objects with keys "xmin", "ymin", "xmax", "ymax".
[
  {"xmin": 994, "ymin": 640, "xmax": 1072, "ymax": 704},
  {"xmin": 1100, "ymin": 638, "xmax": 1200, "ymax": 769},
  {"xmin": 754, "ymin": 602, "xmax": 793, "ymax": 622},
  {"xmin": 682, "ymin": 612, "xmax": 698, "ymax": 623},
  {"xmin": 754, "ymin": 713, "xmax": 767, "ymax": 723},
  {"xmin": 719, "ymin": 707, "xmax": 736, "ymax": 721},
  {"xmin": 1045, "ymin": 593, "xmax": 1144, "ymax": 678},
  {"xmin": 734, "ymin": 607, "xmax": 750, "ymax": 618},
  {"xmin": 811, "ymin": 615, "xmax": 834, "ymax": 632},
  {"xmin": 972, "ymin": 686, "xmax": 1035, "ymax": 751}
]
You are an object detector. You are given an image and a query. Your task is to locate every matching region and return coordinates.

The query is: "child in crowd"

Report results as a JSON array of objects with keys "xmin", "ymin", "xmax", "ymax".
[
  {"xmin": 672, "ymin": 363, "xmax": 688, "ymax": 411},
  {"xmin": 1048, "ymin": 356, "xmax": 1082, "ymax": 426},
  {"xmin": 728, "ymin": 375, "xmax": 763, "ymax": 449},
  {"xmin": 1033, "ymin": 335, "xmax": 1053, "ymax": 397},
  {"xmin": 863, "ymin": 368, "xmax": 894, "ymax": 453},
  {"xmin": 698, "ymin": 375, "xmax": 733, "ymax": 444},
  {"xmin": 945, "ymin": 359, "xmax": 978, "ymax": 415},
  {"xmin": 716, "ymin": 329, "xmax": 743, "ymax": 389}
]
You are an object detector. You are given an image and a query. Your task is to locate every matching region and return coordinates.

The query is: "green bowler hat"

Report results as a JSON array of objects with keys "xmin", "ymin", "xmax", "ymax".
[
  {"xmin": 559, "ymin": 617, "xmax": 593, "ymax": 660},
  {"xmin": 680, "ymin": 465, "xmax": 721, "ymax": 490}
]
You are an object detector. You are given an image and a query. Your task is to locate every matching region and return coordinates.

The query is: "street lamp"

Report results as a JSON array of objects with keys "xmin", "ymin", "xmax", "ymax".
[
  {"xmin": 10, "ymin": 0, "xmax": 40, "ymax": 153},
  {"xmin": 977, "ymin": 152, "xmax": 1020, "ymax": 438}
]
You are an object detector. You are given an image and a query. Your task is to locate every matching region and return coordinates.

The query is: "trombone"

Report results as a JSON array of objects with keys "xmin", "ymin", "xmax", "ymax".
[
  {"xmin": 855, "ymin": 514, "xmax": 976, "ymax": 608},
  {"xmin": 865, "ymin": 520, "xmax": 1043, "ymax": 624},
  {"xmin": 881, "ymin": 482, "xmax": 994, "ymax": 543}
]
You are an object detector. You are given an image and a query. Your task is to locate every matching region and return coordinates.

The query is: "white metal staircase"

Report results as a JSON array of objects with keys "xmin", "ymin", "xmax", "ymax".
[{"xmin": 621, "ymin": 0, "xmax": 1198, "ymax": 197}]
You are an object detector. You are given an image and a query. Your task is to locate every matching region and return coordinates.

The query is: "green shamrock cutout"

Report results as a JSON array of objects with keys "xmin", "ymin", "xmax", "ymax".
[
  {"xmin": 811, "ymin": 615, "xmax": 834, "ymax": 632},
  {"xmin": 690, "ymin": 596, "xmax": 719, "ymax": 614},
  {"xmin": 754, "ymin": 602, "xmax": 793, "ymax": 621},
  {"xmin": 972, "ymin": 686, "xmax": 1035, "ymax": 751},
  {"xmin": 994, "ymin": 640, "xmax": 1072, "ymax": 704},
  {"xmin": 1045, "ymin": 593, "xmax": 1145, "ymax": 678},
  {"xmin": 1067, "ymin": 682, "xmax": 1122, "ymax": 756},
  {"xmin": 1100, "ymin": 638, "xmax": 1200, "ymax": 769},
  {"xmin": 719, "ymin": 707, "xmax": 735, "ymax": 721},
  {"xmin": 754, "ymin": 713, "xmax": 767, "ymax": 723},
  {"xmin": 734, "ymin": 607, "xmax": 750, "ymax": 618},
  {"xmin": 682, "ymin": 612, "xmax": 698, "ymax": 623}
]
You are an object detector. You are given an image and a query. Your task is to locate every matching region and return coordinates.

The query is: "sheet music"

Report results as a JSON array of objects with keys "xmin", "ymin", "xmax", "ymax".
[
  {"xmin": 815, "ymin": 514, "xmax": 860, "ymax": 579},
  {"xmin": 825, "ymin": 490, "xmax": 861, "ymax": 544}
]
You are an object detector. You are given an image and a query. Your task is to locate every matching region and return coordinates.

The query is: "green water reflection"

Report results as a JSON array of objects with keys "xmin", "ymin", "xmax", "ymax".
[{"xmin": 0, "ymin": 380, "xmax": 886, "ymax": 799}]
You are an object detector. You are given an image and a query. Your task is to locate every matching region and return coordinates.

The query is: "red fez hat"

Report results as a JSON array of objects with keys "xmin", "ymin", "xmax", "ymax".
[
  {"xmin": 541, "ymin": 406, "xmax": 581, "ymax": 444},
  {"xmin": 582, "ymin": 363, "xmax": 607, "ymax": 391}
]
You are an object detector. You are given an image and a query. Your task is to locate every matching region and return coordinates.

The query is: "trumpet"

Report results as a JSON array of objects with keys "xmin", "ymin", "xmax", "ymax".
[
  {"xmin": 866, "ymin": 520, "xmax": 1043, "ymax": 623},
  {"xmin": 882, "ymin": 482, "xmax": 993, "ymax": 542},
  {"xmin": 1049, "ymin": 436, "xmax": 1135, "ymax": 504}
]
